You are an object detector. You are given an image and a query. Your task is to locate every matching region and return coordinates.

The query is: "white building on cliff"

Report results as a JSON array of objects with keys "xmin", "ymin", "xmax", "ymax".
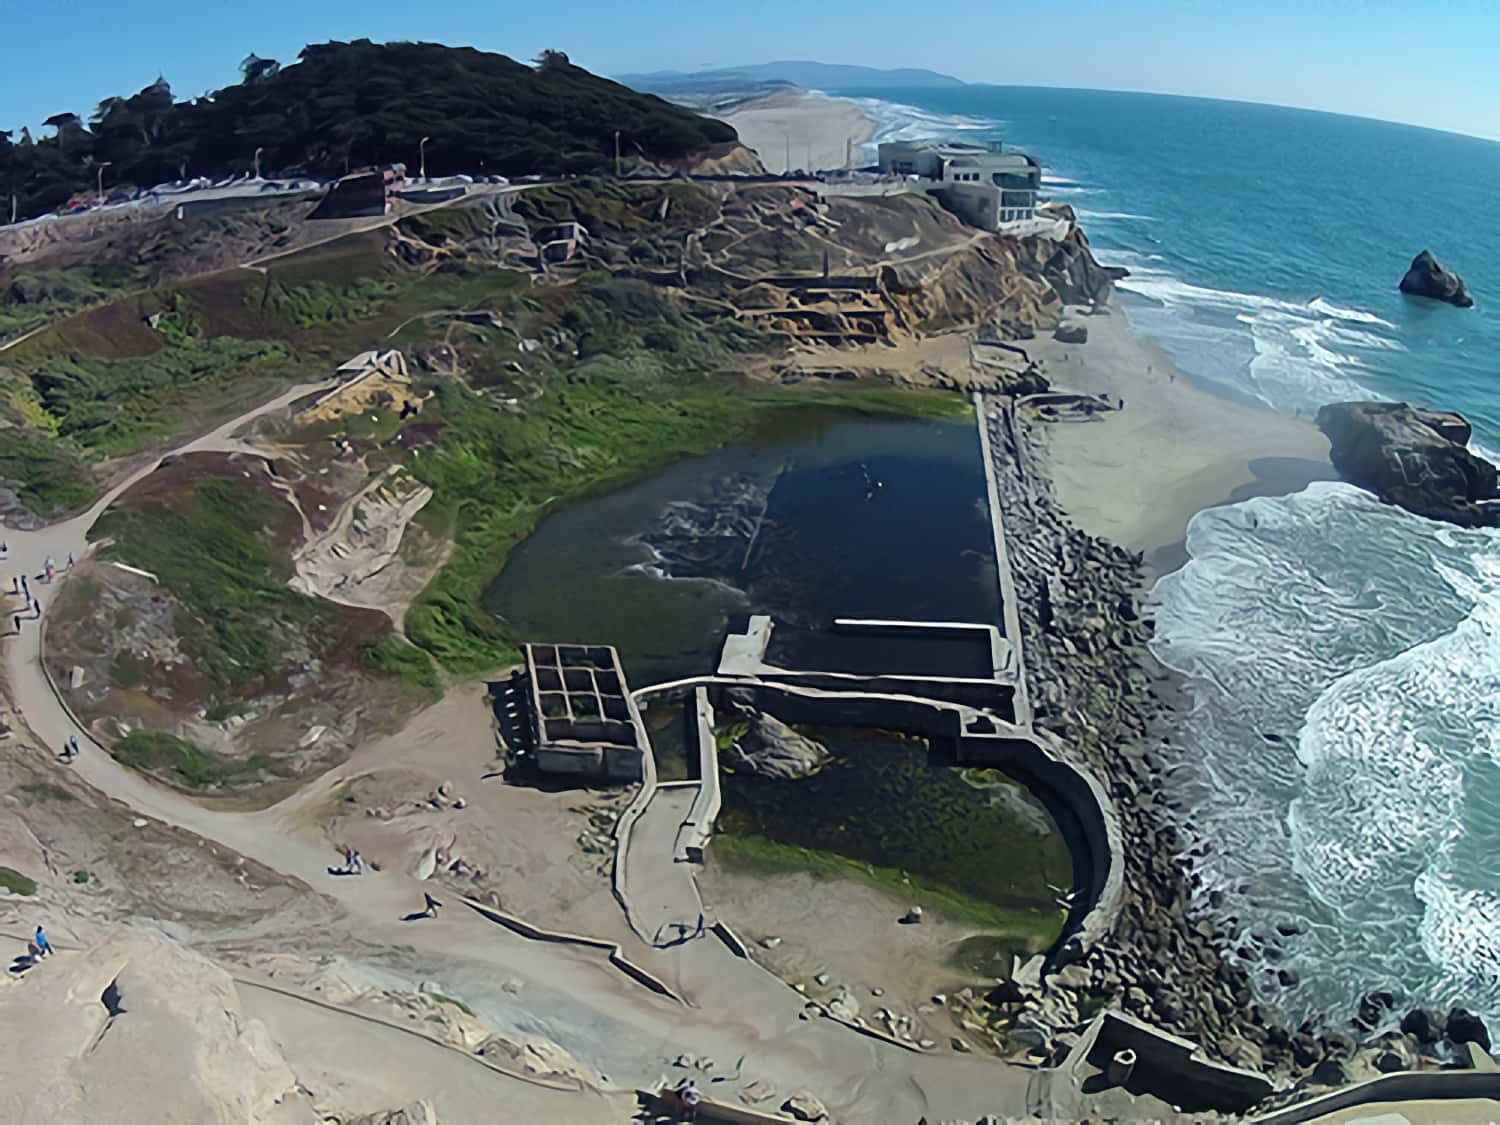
[{"xmin": 877, "ymin": 140, "xmax": 1042, "ymax": 229}]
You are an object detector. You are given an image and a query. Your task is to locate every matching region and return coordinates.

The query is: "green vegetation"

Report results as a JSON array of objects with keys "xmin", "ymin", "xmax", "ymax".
[
  {"xmin": 712, "ymin": 833, "xmax": 1063, "ymax": 945},
  {"xmin": 714, "ymin": 720, "xmax": 749, "ymax": 752},
  {"xmin": 0, "ymin": 866, "xmax": 37, "ymax": 896},
  {"xmin": 113, "ymin": 730, "xmax": 231, "ymax": 787},
  {"xmin": 26, "ymin": 314, "xmax": 292, "ymax": 455},
  {"xmin": 93, "ymin": 472, "xmax": 435, "ymax": 707},
  {"xmin": 18, "ymin": 781, "xmax": 75, "ymax": 803},
  {"xmin": 72, "ymin": 870, "xmax": 91, "ymax": 885},
  {"xmin": 0, "ymin": 428, "xmax": 94, "ymax": 518},
  {"xmin": 3, "ymin": 41, "xmax": 736, "ymax": 219}
]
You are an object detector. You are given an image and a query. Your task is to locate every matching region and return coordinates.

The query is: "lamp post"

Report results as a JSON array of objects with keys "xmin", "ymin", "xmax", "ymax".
[
  {"xmin": 95, "ymin": 161, "xmax": 112, "ymax": 203},
  {"xmin": 614, "ymin": 130, "xmax": 621, "ymax": 178},
  {"xmin": 419, "ymin": 136, "xmax": 430, "ymax": 182},
  {"xmin": 253, "ymin": 146, "xmax": 264, "ymax": 180}
]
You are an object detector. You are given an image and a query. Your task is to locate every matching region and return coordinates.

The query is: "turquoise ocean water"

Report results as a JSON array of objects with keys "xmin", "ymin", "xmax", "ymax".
[{"xmin": 831, "ymin": 84, "xmax": 1500, "ymax": 1028}]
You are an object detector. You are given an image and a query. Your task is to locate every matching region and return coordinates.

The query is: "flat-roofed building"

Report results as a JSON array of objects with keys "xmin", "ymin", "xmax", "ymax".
[{"xmin": 877, "ymin": 140, "xmax": 1042, "ymax": 228}]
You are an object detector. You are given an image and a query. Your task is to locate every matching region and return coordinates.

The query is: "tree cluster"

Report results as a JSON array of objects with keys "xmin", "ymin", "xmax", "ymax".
[{"xmin": 1, "ymin": 40, "xmax": 737, "ymax": 220}]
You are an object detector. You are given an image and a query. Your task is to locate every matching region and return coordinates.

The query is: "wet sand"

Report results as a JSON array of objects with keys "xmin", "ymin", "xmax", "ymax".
[{"xmin": 1027, "ymin": 302, "xmax": 1335, "ymax": 571}]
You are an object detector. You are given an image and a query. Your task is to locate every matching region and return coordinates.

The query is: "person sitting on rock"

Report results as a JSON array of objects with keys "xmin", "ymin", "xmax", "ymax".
[{"xmin": 674, "ymin": 1079, "xmax": 702, "ymax": 1121}]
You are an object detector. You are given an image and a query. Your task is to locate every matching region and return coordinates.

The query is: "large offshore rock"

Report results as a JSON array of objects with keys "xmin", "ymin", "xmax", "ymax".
[
  {"xmin": 1316, "ymin": 401, "xmax": 1500, "ymax": 526},
  {"xmin": 1399, "ymin": 250, "xmax": 1474, "ymax": 307},
  {"xmin": 727, "ymin": 712, "xmax": 831, "ymax": 780}
]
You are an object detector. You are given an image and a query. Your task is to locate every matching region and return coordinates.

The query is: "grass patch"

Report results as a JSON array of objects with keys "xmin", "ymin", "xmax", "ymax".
[
  {"xmin": 714, "ymin": 720, "xmax": 749, "ymax": 752},
  {"xmin": 0, "ymin": 866, "xmax": 38, "ymax": 896},
  {"xmin": 21, "ymin": 314, "xmax": 295, "ymax": 456},
  {"xmin": 112, "ymin": 730, "xmax": 230, "ymax": 787},
  {"xmin": 711, "ymin": 832, "xmax": 1064, "ymax": 943},
  {"xmin": 18, "ymin": 781, "xmax": 75, "ymax": 803}
]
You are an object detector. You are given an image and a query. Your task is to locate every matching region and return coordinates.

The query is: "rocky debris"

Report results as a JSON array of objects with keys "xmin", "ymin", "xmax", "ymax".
[
  {"xmin": 1446, "ymin": 1007, "xmax": 1491, "ymax": 1050},
  {"xmin": 986, "ymin": 401, "xmax": 1299, "ymax": 1076},
  {"xmin": 726, "ymin": 711, "xmax": 831, "ymax": 780},
  {"xmin": 782, "ymin": 1090, "xmax": 829, "ymax": 1121},
  {"xmin": 1316, "ymin": 401, "xmax": 1499, "ymax": 526},
  {"xmin": 1399, "ymin": 249, "xmax": 1474, "ymax": 308},
  {"xmin": 1053, "ymin": 319, "xmax": 1088, "ymax": 344},
  {"xmin": 1400, "ymin": 1006, "xmax": 1445, "ymax": 1044}
]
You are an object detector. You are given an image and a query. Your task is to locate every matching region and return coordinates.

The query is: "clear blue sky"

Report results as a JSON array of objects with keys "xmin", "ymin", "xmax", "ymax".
[{"xmin": 2, "ymin": 0, "xmax": 1497, "ymax": 141}]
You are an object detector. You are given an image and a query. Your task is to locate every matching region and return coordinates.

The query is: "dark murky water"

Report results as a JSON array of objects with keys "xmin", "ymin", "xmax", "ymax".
[{"xmin": 482, "ymin": 409, "xmax": 999, "ymax": 686}]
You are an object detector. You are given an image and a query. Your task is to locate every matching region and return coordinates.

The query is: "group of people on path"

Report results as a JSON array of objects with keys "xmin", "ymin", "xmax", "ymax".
[
  {"xmin": 4, "ymin": 554, "xmax": 76, "ymax": 633},
  {"xmin": 335, "ymin": 845, "xmax": 366, "ymax": 875}
]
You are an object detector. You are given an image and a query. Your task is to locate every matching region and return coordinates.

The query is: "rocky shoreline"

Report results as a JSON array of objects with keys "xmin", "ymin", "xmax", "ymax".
[{"xmin": 982, "ymin": 397, "xmax": 1493, "ymax": 1100}]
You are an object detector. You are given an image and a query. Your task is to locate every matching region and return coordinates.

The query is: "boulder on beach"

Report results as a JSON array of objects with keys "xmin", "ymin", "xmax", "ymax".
[
  {"xmin": 1399, "ymin": 249, "xmax": 1474, "ymax": 308},
  {"xmin": 1316, "ymin": 401, "xmax": 1500, "ymax": 527},
  {"xmin": 727, "ymin": 712, "xmax": 831, "ymax": 780},
  {"xmin": 1054, "ymin": 319, "xmax": 1088, "ymax": 344}
]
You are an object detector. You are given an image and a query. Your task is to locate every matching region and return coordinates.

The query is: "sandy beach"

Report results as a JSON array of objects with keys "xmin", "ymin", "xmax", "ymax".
[
  {"xmin": 1026, "ymin": 302, "xmax": 1335, "ymax": 569},
  {"xmin": 720, "ymin": 89, "xmax": 878, "ymax": 173}
]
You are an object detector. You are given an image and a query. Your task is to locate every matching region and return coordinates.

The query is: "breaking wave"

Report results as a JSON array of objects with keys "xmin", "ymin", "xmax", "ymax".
[{"xmin": 1150, "ymin": 483, "xmax": 1500, "ymax": 1026}]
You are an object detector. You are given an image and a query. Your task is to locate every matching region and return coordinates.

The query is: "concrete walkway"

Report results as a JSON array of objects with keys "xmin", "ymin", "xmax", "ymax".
[{"xmin": 623, "ymin": 786, "xmax": 706, "ymax": 947}]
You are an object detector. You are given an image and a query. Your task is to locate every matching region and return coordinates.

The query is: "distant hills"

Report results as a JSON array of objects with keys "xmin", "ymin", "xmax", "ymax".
[
  {"xmin": 617, "ymin": 60, "xmax": 967, "ymax": 94},
  {"xmin": 0, "ymin": 41, "xmax": 737, "ymax": 221}
]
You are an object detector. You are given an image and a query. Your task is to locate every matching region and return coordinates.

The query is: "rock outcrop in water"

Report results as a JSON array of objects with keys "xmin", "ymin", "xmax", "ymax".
[
  {"xmin": 1398, "ymin": 250, "xmax": 1474, "ymax": 308},
  {"xmin": 727, "ymin": 711, "xmax": 831, "ymax": 780},
  {"xmin": 1316, "ymin": 400, "xmax": 1500, "ymax": 526}
]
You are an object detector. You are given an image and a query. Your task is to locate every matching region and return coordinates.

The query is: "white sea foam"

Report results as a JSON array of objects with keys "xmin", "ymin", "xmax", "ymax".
[
  {"xmin": 1151, "ymin": 484, "xmax": 1500, "ymax": 1025},
  {"xmin": 1308, "ymin": 296, "xmax": 1397, "ymax": 329},
  {"xmin": 1073, "ymin": 209, "xmax": 1156, "ymax": 222}
]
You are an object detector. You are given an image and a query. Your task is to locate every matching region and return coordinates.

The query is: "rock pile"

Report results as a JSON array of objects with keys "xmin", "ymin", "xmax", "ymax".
[{"xmin": 725, "ymin": 708, "xmax": 831, "ymax": 780}]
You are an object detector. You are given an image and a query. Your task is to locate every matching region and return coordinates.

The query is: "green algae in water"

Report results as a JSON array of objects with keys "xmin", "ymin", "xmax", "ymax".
[{"xmin": 717, "ymin": 727, "xmax": 1071, "ymax": 924}]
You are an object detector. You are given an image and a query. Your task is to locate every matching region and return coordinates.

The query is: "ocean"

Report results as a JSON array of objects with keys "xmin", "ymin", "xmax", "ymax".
[{"xmin": 829, "ymin": 84, "xmax": 1500, "ymax": 1029}]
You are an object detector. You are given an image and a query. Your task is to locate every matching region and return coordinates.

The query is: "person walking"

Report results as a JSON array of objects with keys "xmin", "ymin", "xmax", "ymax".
[
  {"xmin": 422, "ymin": 892, "xmax": 442, "ymax": 918},
  {"xmin": 350, "ymin": 849, "xmax": 364, "ymax": 875},
  {"xmin": 34, "ymin": 925, "xmax": 52, "ymax": 958}
]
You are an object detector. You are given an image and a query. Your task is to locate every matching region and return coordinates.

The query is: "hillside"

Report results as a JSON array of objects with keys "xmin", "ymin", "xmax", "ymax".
[
  {"xmin": 0, "ymin": 41, "xmax": 738, "ymax": 220},
  {"xmin": 618, "ymin": 59, "xmax": 966, "ymax": 94}
]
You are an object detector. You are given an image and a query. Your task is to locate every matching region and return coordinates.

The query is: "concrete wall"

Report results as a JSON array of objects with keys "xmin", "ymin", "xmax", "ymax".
[
  {"xmin": 1072, "ymin": 1010, "xmax": 1275, "ymax": 1114},
  {"xmin": 1251, "ymin": 1070, "xmax": 1500, "ymax": 1125},
  {"xmin": 676, "ymin": 688, "xmax": 722, "ymax": 862}
]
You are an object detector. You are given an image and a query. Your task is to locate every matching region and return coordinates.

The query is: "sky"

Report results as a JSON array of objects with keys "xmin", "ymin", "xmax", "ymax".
[{"xmin": 1, "ymin": 0, "xmax": 1497, "ymax": 141}]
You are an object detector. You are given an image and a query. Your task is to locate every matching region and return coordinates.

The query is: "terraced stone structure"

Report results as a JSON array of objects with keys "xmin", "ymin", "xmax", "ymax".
[{"xmin": 523, "ymin": 643, "xmax": 649, "ymax": 781}]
